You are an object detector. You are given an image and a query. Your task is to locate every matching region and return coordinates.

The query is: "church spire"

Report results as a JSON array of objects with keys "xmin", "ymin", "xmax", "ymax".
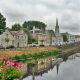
[
  {"xmin": 55, "ymin": 17, "xmax": 60, "ymax": 37},
  {"xmin": 56, "ymin": 17, "xmax": 58, "ymax": 27}
]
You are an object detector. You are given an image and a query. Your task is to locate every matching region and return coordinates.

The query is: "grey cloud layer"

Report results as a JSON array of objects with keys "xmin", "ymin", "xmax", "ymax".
[{"xmin": 0, "ymin": 0, "xmax": 80, "ymax": 34}]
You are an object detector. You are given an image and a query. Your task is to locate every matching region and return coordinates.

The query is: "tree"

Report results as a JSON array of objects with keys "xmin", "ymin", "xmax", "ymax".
[
  {"xmin": 0, "ymin": 13, "xmax": 6, "ymax": 34},
  {"xmin": 11, "ymin": 24, "xmax": 21, "ymax": 31},
  {"xmin": 28, "ymin": 36, "xmax": 38, "ymax": 44},
  {"xmin": 63, "ymin": 35, "xmax": 68, "ymax": 42},
  {"xmin": 22, "ymin": 21, "xmax": 46, "ymax": 31}
]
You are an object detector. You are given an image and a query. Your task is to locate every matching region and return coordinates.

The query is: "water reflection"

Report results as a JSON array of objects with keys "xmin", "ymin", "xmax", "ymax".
[
  {"xmin": 56, "ymin": 62, "xmax": 60, "ymax": 75},
  {"xmin": 24, "ymin": 53, "xmax": 80, "ymax": 80},
  {"xmin": 24, "ymin": 57, "xmax": 63, "ymax": 80}
]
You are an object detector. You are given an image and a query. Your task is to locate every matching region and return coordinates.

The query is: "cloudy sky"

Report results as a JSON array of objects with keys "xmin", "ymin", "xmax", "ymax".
[{"xmin": 0, "ymin": 0, "xmax": 80, "ymax": 34}]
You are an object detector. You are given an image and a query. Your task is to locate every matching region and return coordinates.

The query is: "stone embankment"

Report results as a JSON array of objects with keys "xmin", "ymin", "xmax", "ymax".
[{"xmin": 56, "ymin": 41, "xmax": 80, "ymax": 58}]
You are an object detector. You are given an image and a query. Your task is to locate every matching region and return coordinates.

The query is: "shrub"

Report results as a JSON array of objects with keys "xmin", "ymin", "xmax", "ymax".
[
  {"xmin": 12, "ymin": 55, "xmax": 21, "ymax": 61},
  {"xmin": 0, "ymin": 66, "xmax": 22, "ymax": 80},
  {"xmin": 12, "ymin": 50, "xmax": 60, "ymax": 62}
]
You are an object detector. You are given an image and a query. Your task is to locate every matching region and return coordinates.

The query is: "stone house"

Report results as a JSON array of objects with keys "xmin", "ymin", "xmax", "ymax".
[
  {"xmin": 38, "ymin": 33, "xmax": 46, "ymax": 46},
  {"xmin": 0, "ymin": 28, "xmax": 28, "ymax": 48},
  {"xmin": 37, "ymin": 30, "xmax": 56, "ymax": 46}
]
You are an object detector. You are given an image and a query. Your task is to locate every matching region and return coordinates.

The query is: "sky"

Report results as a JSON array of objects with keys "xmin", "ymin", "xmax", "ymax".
[{"xmin": 0, "ymin": 0, "xmax": 80, "ymax": 34}]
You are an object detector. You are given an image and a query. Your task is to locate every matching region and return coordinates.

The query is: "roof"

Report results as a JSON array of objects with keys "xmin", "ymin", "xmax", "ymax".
[
  {"xmin": 60, "ymin": 32, "xmax": 71, "ymax": 36},
  {"xmin": 45, "ymin": 30, "xmax": 55, "ymax": 36},
  {"xmin": 10, "ymin": 28, "xmax": 29, "ymax": 35},
  {"xmin": 10, "ymin": 31, "xmax": 18, "ymax": 36},
  {"xmin": 75, "ymin": 35, "xmax": 80, "ymax": 38}
]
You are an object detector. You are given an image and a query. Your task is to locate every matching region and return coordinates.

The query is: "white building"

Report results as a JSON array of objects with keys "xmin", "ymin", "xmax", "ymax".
[
  {"xmin": 75, "ymin": 35, "xmax": 80, "ymax": 42},
  {"xmin": 61, "ymin": 32, "xmax": 76, "ymax": 43}
]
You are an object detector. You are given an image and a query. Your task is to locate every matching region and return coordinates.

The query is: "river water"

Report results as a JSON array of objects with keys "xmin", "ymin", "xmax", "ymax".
[{"xmin": 23, "ymin": 53, "xmax": 80, "ymax": 80}]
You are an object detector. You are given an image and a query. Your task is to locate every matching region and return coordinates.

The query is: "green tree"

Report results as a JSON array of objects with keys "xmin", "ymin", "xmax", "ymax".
[
  {"xmin": 0, "ymin": 13, "xmax": 6, "ymax": 34},
  {"xmin": 63, "ymin": 35, "xmax": 68, "ymax": 42},
  {"xmin": 11, "ymin": 24, "xmax": 21, "ymax": 31},
  {"xmin": 28, "ymin": 36, "xmax": 38, "ymax": 44},
  {"xmin": 22, "ymin": 21, "xmax": 46, "ymax": 31}
]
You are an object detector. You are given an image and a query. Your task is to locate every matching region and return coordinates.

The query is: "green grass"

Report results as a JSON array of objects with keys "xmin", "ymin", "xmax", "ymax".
[{"xmin": 12, "ymin": 50, "xmax": 61, "ymax": 62}]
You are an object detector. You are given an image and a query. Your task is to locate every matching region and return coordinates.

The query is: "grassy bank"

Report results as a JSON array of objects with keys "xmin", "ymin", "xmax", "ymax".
[
  {"xmin": 12, "ymin": 49, "xmax": 61, "ymax": 62},
  {"xmin": 0, "ymin": 47, "xmax": 58, "ymax": 60}
]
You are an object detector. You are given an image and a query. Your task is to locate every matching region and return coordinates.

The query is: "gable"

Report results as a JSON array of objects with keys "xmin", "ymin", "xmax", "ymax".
[
  {"xmin": 2, "ymin": 30, "xmax": 13, "ymax": 37},
  {"xmin": 17, "ymin": 29, "xmax": 28, "ymax": 36}
]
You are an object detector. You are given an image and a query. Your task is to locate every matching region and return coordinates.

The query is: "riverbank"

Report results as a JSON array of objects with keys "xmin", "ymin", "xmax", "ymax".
[
  {"xmin": 56, "ymin": 46, "xmax": 80, "ymax": 61},
  {"xmin": 0, "ymin": 45, "xmax": 80, "ymax": 63},
  {"xmin": 0, "ymin": 47, "xmax": 58, "ymax": 60},
  {"xmin": 12, "ymin": 50, "xmax": 60, "ymax": 63}
]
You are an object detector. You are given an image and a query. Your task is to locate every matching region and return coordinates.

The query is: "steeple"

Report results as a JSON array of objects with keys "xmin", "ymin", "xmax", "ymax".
[
  {"xmin": 55, "ymin": 18, "xmax": 60, "ymax": 37},
  {"xmin": 56, "ymin": 17, "xmax": 58, "ymax": 27}
]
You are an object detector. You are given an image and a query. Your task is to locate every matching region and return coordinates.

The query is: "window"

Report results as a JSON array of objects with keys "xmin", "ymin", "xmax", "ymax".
[
  {"xmin": 25, "ymin": 36, "xmax": 26, "ymax": 39},
  {"xmin": 12, "ymin": 40, "xmax": 14, "ymax": 45},
  {"xmin": 18, "ymin": 36, "xmax": 19, "ymax": 40},
  {"xmin": 22, "ymin": 36, "xmax": 23, "ymax": 40}
]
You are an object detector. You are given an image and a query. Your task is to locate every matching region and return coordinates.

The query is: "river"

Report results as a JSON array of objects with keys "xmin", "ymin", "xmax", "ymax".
[{"xmin": 23, "ymin": 53, "xmax": 80, "ymax": 80}]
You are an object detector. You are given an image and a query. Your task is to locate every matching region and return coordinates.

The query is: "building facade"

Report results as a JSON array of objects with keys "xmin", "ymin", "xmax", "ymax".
[
  {"xmin": 61, "ymin": 32, "xmax": 76, "ymax": 43},
  {"xmin": 0, "ymin": 28, "xmax": 28, "ymax": 48}
]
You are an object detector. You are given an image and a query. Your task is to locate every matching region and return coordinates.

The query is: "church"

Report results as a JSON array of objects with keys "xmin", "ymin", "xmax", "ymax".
[{"xmin": 34, "ymin": 18, "xmax": 63, "ymax": 46}]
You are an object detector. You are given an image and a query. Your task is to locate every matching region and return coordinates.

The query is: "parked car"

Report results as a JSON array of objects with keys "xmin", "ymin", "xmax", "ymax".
[
  {"xmin": 0, "ymin": 46, "xmax": 5, "ymax": 49},
  {"xmin": 39, "ymin": 45, "xmax": 45, "ymax": 47},
  {"xmin": 6, "ymin": 45, "xmax": 14, "ymax": 49}
]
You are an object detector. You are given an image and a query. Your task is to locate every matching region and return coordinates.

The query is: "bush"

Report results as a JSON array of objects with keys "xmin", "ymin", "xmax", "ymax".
[
  {"xmin": 12, "ymin": 55, "xmax": 21, "ymax": 61},
  {"xmin": 0, "ymin": 66, "xmax": 22, "ymax": 80},
  {"xmin": 12, "ymin": 50, "xmax": 60, "ymax": 62}
]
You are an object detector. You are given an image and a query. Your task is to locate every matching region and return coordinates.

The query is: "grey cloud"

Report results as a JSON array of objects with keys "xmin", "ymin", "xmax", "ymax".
[{"xmin": 5, "ymin": 10, "xmax": 26, "ymax": 21}]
